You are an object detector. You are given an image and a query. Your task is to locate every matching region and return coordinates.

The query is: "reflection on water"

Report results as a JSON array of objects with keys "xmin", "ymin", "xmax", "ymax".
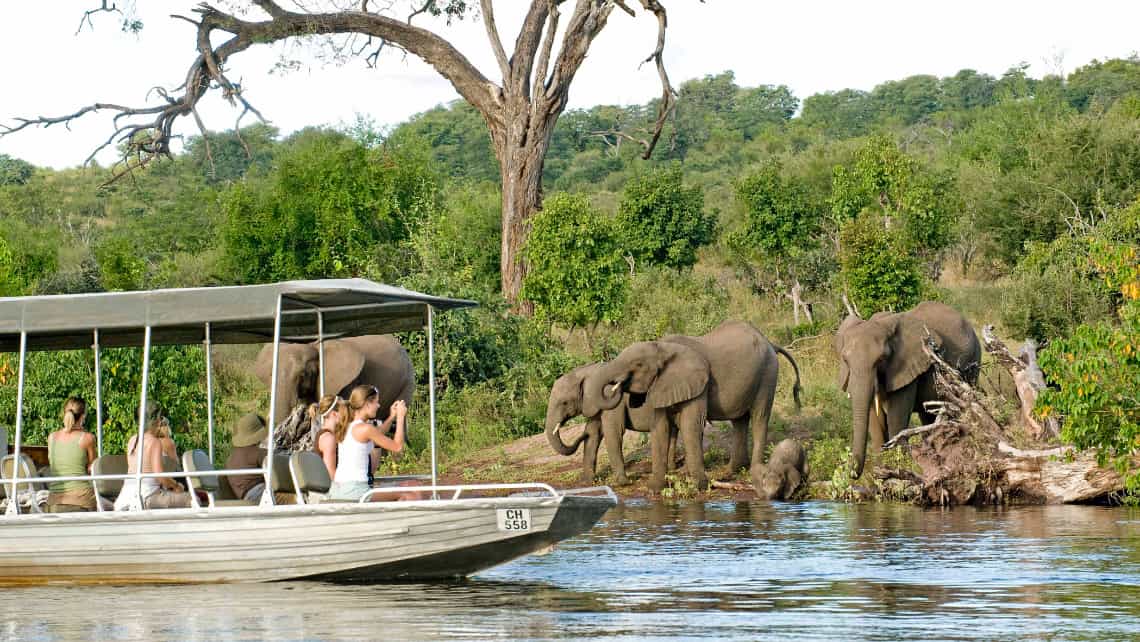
[{"xmin": 3, "ymin": 502, "xmax": 1139, "ymax": 641}]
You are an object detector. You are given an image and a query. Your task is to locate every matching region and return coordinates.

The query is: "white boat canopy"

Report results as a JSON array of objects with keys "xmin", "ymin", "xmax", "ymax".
[{"xmin": 0, "ymin": 278, "xmax": 476, "ymax": 352}]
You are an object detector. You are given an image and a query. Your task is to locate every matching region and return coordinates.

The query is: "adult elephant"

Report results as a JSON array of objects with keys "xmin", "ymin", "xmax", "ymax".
[
  {"xmin": 586, "ymin": 321, "xmax": 802, "ymax": 493},
  {"xmin": 544, "ymin": 363, "xmax": 663, "ymax": 486},
  {"xmin": 254, "ymin": 335, "xmax": 415, "ymax": 426},
  {"xmin": 835, "ymin": 301, "xmax": 980, "ymax": 479}
]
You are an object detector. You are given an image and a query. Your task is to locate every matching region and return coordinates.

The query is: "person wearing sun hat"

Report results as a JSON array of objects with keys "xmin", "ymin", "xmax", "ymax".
[{"xmin": 223, "ymin": 413, "xmax": 268, "ymax": 502}]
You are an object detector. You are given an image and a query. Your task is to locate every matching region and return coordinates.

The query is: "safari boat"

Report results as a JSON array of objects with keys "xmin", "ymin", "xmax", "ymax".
[{"xmin": 0, "ymin": 279, "xmax": 615, "ymax": 584}]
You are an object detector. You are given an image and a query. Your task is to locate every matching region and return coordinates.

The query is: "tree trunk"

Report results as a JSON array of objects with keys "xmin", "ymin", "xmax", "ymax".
[{"xmin": 492, "ymin": 103, "xmax": 556, "ymax": 314}]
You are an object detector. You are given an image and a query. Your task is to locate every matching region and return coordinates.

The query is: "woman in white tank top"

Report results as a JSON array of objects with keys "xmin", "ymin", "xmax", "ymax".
[{"xmin": 328, "ymin": 385, "xmax": 408, "ymax": 501}]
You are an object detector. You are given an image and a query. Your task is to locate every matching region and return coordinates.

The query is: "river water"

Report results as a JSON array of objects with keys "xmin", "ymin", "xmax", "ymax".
[{"xmin": 3, "ymin": 501, "xmax": 1138, "ymax": 641}]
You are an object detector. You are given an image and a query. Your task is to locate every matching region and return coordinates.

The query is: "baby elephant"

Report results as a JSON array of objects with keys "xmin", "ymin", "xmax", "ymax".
[{"xmin": 751, "ymin": 438, "xmax": 806, "ymax": 501}]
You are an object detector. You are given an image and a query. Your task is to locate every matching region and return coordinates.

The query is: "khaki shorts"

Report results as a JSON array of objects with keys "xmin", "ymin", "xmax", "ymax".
[{"xmin": 143, "ymin": 488, "xmax": 192, "ymax": 509}]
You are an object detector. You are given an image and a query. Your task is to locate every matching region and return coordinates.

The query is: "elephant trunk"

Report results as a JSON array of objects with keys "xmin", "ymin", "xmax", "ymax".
[
  {"xmin": 545, "ymin": 413, "xmax": 586, "ymax": 456},
  {"xmin": 584, "ymin": 365, "xmax": 625, "ymax": 415},
  {"xmin": 850, "ymin": 380, "xmax": 875, "ymax": 479}
]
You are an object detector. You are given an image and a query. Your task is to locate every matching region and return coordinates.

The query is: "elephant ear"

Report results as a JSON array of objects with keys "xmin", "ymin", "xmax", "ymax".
[
  {"xmin": 576, "ymin": 363, "xmax": 606, "ymax": 418},
  {"xmin": 320, "ymin": 340, "xmax": 367, "ymax": 396},
  {"xmin": 883, "ymin": 314, "xmax": 936, "ymax": 392},
  {"xmin": 647, "ymin": 343, "xmax": 709, "ymax": 409}
]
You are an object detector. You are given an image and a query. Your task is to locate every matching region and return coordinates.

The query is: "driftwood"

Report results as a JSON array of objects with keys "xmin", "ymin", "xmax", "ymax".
[
  {"xmin": 785, "ymin": 281, "xmax": 814, "ymax": 325},
  {"xmin": 878, "ymin": 332, "xmax": 1127, "ymax": 505},
  {"xmin": 982, "ymin": 325, "xmax": 1060, "ymax": 440},
  {"xmin": 272, "ymin": 404, "xmax": 315, "ymax": 453}
]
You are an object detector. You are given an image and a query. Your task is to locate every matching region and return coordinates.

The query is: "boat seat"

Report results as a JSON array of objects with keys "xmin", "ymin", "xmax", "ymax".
[
  {"xmin": 288, "ymin": 451, "xmax": 331, "ymax": 505},
  {"xmin": 262, "ymin": 453, "xmax": 295, "ymax": 505},
  {"xmin": 182, "ymin": 449, "xmax": 256, "ymax": 508},
  {"xmin": 1, "ymin": 453, "xmax": 47, "ymax": 512},
  {"xmin": 91, "ymin": 455, "xmax": 127, "ymax": 512}
]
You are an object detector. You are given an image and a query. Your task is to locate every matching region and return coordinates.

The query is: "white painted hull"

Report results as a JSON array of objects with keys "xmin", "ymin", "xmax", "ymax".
[{"xmin": 0, "ymin": 494, "xmax": 614, "ymax": 585}]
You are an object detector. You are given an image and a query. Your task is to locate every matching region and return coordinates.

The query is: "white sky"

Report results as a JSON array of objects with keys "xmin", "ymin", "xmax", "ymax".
[{"xmin": 1, "ymin": 1, "xmax": 1138, "ymax": 169}]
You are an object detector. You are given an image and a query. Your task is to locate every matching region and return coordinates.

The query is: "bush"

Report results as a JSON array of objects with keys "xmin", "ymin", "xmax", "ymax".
[
  {"xmin": 1037, "ymin": 204, "xmax": 1140, "ymax": 492},
  {"xmin": 838, "ymin": 212, "xmax": 925, "ymax": 314},
  {"xmin": 521, "ymin": 192, "xmax": 629, "ymax": 329},
  {"xmin": 0, "ymin": 346, "xmax": 209, "ymax": 455},
  {"xmin": 220, "ymin": 129, "xmax": 440, "ymax": 284},
  {"xmin": 616, "ymin": 165, "xmax": 715, "ymax": 269},
  {"xmin": 733, "ymin": 160, "xmax": 822, "ymax": 261}
]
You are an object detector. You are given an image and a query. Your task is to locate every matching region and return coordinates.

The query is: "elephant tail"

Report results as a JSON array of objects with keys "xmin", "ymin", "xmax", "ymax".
[{"xmin": 774, "ymin": 345, "xmax": 803, "ymax": 413}]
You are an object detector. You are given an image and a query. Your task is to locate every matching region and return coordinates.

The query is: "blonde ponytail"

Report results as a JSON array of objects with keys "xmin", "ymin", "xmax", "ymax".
[{"xmin": 61, "ymin": 397, "xmax": 87, "ymax": 433}]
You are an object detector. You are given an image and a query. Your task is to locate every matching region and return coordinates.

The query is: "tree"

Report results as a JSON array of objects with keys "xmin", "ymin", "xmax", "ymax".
[
  {"xmin": 838, "ymin": 212, "xmax": 925, "ymax": 315},
  {"xmin": 2, "ymin": 1, "xmax": 684, "ymax": 309},
  {"xmin": 733, "ymin": 160, "xmax": 820, "ymax": 261},
  {"xmin": 521, "ymin": 192, "xmax": 628, "ymax": 332},
  {"xmin": 220, "ymin": 128, "xmax": 439, "ymax": 284},
  {"xmin": 616, "ymin": 165, "xmax": 714, "ymax": 269},
  {"xmin": 0, "ymin": 154, "xmax": 35, "ymax": 187},
  {"xmin": 830, "ymin": 134, "xmax": 955, "ymax": 272}
]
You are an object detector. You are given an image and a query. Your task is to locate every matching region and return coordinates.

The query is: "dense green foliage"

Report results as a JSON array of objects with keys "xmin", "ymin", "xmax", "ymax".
[
  {"xmin": 522, "ymin": 192, "xmax": 629, "ymax": 329},
  {"xmin": 1034, "ymin": 202, "xmax": 1140, "ymax": 488},
  {"xmin": 4, "ymin": 57, "xmax": 1140, "ymax": 489},
  {"xmin": 615, "ymin": 166, "xmax": 714, "ymax": 269},
  {"xmin": 838, "ymin": 212, "xmax": 925, "ymax": 314}
]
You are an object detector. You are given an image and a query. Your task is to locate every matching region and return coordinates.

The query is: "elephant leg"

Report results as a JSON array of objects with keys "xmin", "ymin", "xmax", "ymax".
[
  {"xmin": 750, "ymin": 360, "xmax": 779, "ymax": 468},
  {"xmin": 667, "ymin": 423, "xmax": 679, "ymax": 472},
  {"xmin": 884, "ymin": 382, "xmax": 919, "ymax": 440},
  {"xmin": 580, "ymin": 418, "xmax": 603, "ymax": 486},
  {"xmin": 728, "ymin": 418, "xmax": 749, "ymax": 472},
  {"xmin": 601, "ymin": 411, "xmax": 629, "ymax": 486},
  {"xmin": 648, "ymin": 411, "xmax": 672, "ymax": 493},
  {"xmin": 676, "ymin": 400, "xmax": 709, "ymax": 491},
  {"xmin": 914, "ymin": 373, "xmax": 939, "ymax": 426}
]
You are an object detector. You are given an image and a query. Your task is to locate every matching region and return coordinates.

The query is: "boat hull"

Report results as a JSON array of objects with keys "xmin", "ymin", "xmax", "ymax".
[{"xmin": 0, "ymin": 494, "xmax": 614, "ymax": 585}]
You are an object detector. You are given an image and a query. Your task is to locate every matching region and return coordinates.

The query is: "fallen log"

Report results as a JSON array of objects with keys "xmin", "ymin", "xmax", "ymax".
[
  {"xmin": 982, "ymin": 325, "xmax": 1060, "ymax": 440},
  {"xmin": 877, "ymin": 332, "xmax": 1128, "ymax": 505}
]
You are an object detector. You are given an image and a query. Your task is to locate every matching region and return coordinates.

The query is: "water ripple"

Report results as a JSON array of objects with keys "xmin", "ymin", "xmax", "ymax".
[{"xmin": 2, "ymin": 502, "xmax": 1139, "ymax": 641}]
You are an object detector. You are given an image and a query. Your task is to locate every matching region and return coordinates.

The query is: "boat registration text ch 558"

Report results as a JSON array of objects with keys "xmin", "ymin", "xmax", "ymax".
[{"xmin": 496, "ymin": 508, "xmax": 531, "ymax": 532}]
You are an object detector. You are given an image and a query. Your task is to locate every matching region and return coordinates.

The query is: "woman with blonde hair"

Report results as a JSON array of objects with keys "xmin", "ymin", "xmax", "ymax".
[
  {"xmin": 114, "ymin": 417, "xmax": 192, "ymax": 511},
  {"xmin": 308, "ymin": 394, "xmax": 348, "ymax": 479},
  {"xmin": 328, "ymin": 385, "xmax": 408, "ymax": 501},
  {"xmin": 46, "ymin": 397, "xmax": 99, "ymax": 512}
]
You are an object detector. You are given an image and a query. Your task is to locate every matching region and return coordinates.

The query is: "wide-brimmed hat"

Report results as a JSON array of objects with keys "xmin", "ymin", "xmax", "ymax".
[{"xmin": 231, "ymin": 413, "xmax": 267, "ymax": 448}]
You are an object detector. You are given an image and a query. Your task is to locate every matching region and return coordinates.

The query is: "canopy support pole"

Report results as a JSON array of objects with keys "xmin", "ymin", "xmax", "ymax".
[
  {"xmin": 133, "ymin": 326, "xmax": 152, "ymax": 511},
  {"xmin": 204, "ymin": 322, "xmax": 215, "ymax": 463},
  {"xmin": 428, "ymin": 304, "xmax": 438, "ymax": 496},
  {"xmin": 5, "ymin": 332, "xmax": 27, "ymax": 516},
  {"xmin": 93, "ymin": 329, "xmax": 103, "ymax": 457},
  {"xmin": 317, "ymin": 311, "xmax": 325, "ymax": 399},
  {"xmin": 261, "ymin": 294, "xmax": 283, "ymax": 507}
]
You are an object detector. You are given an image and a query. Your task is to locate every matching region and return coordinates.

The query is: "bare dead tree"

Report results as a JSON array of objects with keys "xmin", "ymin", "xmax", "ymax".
[
  {"xmin": 982, "ymin": 325, "xmax": 1060, "ymax": 440},
  {"xmin": 2, "ymin": 0, "xmax": 691, "ymax": 309},
  {"xmin": 784, "ymin": 280, "xmax": 813, "ymax": 325}
]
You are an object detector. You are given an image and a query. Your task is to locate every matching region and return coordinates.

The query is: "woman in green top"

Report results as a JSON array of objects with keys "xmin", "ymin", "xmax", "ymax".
[{"xmin": 46, "ymin": 397, "xmax": 99, "ymax": 512}]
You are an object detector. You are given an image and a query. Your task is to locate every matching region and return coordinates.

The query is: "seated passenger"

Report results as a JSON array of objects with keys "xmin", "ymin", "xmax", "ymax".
[
  {"xmin": 46, "ymin": 397, "xmax": 99, "ymax": 513},
  {"xmin": 329, "ymin": 385, "xmax": 409, "ymax": 501},
  {"xmin": 139, "ymin": 401, "xmax": 178, "ymax": 462},
  {"xmin": 223, "ymin": 413, "xmax": 268, "ymax": 502},
  {"xmin": 308, "ymin": 395, "xmax": 347, "ymax": 480},
  {"xmin": 114, "ymin": 418, "xmax": 192, "ymax": 511}
]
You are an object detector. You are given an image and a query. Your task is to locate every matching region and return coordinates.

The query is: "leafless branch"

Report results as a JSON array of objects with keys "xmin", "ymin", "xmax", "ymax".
[
  {"xmin": 533, "ymin": 0, "xmax": 561, "ymax": 98},
  {"xmin": 634, "ymin": 0, "xmax": 677, "ymax": 160},
  {"xmin": 480, "ymin": 0, "xmax": 511, "ymax": 81},
  {"xmin": 77, "ymin": 0, "xmax": 121, "ymax": 35}
]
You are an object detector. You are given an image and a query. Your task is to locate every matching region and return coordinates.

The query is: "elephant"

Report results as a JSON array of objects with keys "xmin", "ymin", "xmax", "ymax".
[
  {"xmin": 835, "ymin": 301, "xmax": 981, "ymax": 479},
  {"xmin": 752, "ymin": 438, "xmax": 806, "ymax": 501},
  {"xmin": 586, "ymin": 320, "xmax": 803, "ymax": 493},
  {"xmin": 544, "ymin": 363, "xmax": 664, "ymax": 486},
  {"xmin": 254, "ymin": 335, "xmax": 415, "ymax": 427}
]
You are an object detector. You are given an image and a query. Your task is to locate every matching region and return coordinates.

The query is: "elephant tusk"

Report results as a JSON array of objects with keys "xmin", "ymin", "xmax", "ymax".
[
  {"xmin": 606, "ymin": 382, "xmax": 623, "ymax": 397},
  {"xmin": 874, "ymin": 394, "xmax": 883, "ymax": 417},
  {"xmin": 552, "ymin": 425, "xmax": 561, "ymax": 437}
]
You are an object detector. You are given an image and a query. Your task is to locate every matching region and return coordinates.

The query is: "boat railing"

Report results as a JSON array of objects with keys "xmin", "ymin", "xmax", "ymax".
[{"xmin": 359, "ymin": 482, "xmax": 561, "ymax": 502}]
